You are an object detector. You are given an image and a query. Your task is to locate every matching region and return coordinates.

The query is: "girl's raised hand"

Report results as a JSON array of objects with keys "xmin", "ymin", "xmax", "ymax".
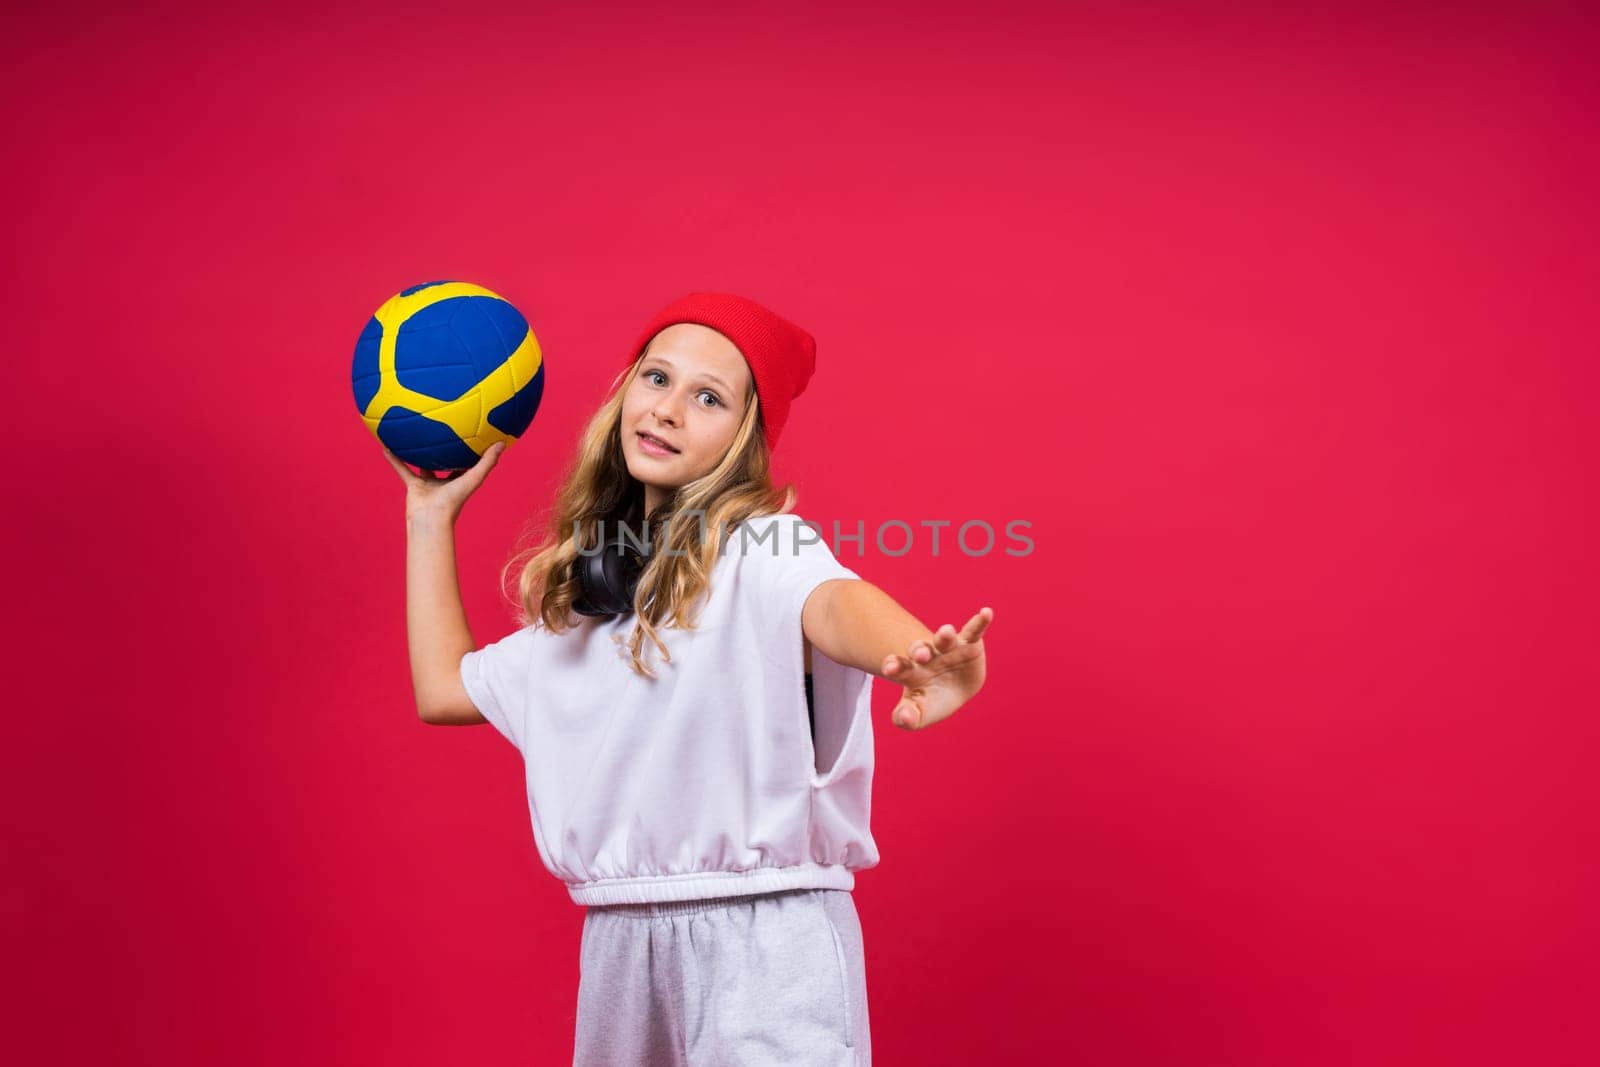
[
  {"xmin": 882, "ymin": 606, "xmax": 993, "ymax": 731},
  {"xmin": 381, "ymin": 441, "xmax": 506, "ymax": 525}
]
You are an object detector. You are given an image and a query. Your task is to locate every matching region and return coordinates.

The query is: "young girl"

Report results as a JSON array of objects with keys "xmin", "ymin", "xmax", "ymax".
[{"xmin": 383, "ymin": 291, "xmax": 993, "ymax": 1065}]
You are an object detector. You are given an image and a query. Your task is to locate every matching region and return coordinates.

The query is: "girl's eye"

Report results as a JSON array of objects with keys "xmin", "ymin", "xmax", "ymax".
[{"xmin": 646, "ymin": 374, "xmax": 723, "ymax": 412}]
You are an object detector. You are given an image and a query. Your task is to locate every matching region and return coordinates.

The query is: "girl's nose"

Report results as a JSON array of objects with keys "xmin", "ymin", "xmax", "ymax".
[{"xmin": 653, "ymin": 392, "xmax": 685, "ymax": 425}]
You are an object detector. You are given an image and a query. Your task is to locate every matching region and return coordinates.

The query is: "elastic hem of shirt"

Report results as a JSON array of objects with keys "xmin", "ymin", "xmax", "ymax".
[
  {"xmin": 587, "ymin": 887, "xmax": 846, "ymax": 919},
  {"xmin": 567, "ymin": 862, "xmax": 855, "ymax": 906}
]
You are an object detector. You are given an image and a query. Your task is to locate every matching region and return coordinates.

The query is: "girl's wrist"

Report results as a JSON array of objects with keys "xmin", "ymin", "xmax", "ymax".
[{"xmin": 407, "ymin": 507, "xmax": 457, "ymax": 535}]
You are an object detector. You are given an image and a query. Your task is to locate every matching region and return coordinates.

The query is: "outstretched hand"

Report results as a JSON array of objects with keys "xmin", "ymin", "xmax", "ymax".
[
  {"xmin": 882, "ymin": 607, "xmax": 993, "ymax": 731},
  {"xmin": 381, "ymin": 441, "xmax": 506, "ymax": 524}
]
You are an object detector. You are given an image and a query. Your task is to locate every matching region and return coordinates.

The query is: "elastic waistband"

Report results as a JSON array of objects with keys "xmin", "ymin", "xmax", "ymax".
[
  {"xmin": 566, "ymin": 860, "xmax": 856, "ymax": 906},
  {"xmin": 586, "ymin": 886, "xmax": 835, "ymax": 919}
]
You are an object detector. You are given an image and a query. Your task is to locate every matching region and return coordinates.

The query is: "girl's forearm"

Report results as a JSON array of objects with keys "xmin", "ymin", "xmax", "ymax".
[
  {"xmin": 807, "ymin": 579, "xmax": 935, "ymax": 679},
  {"xmin": 405, "ymin": 513, "xmax": 477, "ymax": 718}
]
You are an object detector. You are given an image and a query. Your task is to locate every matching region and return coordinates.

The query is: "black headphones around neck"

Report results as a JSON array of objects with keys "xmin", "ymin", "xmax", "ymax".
[{"xmin": 571, "ymin": 531, "xmax": 649, "ymax": 618}]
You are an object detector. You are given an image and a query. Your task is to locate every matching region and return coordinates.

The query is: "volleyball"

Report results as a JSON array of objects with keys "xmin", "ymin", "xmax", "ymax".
[{"xmin": 352, "ymin": 280, "xmax": 545, "ymax": 470}]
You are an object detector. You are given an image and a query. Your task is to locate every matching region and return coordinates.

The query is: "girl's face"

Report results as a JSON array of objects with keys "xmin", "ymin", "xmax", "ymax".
[{"xmin": 621, "ymin": 323, "xmax": 754, "ymax": 513}]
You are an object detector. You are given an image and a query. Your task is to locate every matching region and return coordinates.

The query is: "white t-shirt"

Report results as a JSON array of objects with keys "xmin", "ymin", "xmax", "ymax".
[{"xmin": 460, "ymin": 512, "xmax": 881, "ymax": 906}]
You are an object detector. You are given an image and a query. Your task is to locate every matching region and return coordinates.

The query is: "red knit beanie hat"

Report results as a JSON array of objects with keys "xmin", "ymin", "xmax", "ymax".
[{"xmin": 624, "ymin": 292, "xmax": 817, "ymax": 453}]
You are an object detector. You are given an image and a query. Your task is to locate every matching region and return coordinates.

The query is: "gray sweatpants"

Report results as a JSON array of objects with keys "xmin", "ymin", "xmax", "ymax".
[{"xmin": 573, "ymin": 887, "xmax": 871, "ymax": 1065}]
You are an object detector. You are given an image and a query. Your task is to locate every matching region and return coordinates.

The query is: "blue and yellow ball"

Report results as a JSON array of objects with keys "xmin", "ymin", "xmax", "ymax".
[{"xmin": 352, "ymin": 280, "xmax": 544, "ymax": 470}]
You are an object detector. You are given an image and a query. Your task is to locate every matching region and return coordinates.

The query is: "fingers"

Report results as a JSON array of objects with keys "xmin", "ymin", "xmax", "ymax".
[
  {"xmin": 463, "ymin": 441, "xmax": 506, "ymax": 481},
  {"xmin": 382, "ymin": 448, "xmax": 420, "ymax": 484},
  {"xmin": 433, "ymin": 441, "xmax": 506, "ymax": 490},
  {"xmin": 959, "ymin": 606, "xmax": 994, "ymax": 642},
  {"xmin": 909, "ymin": 625, "xmax": 957, "ymax": 663},
  {"xmin": 917, "ymin": 611, "xmax": 994, "ymax": 656},
  {"xmin": 886, "ymin": 608, "xmax": 994, "ymax": 677},
  {"xmin": 385, "ymin": 442, "xmax": 506, "ymax": 486}
]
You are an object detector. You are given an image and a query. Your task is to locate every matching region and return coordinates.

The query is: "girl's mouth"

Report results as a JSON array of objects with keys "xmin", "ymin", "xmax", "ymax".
[{"xmin": 637, "ymin": 432, "xmax": 680, "ymax": 456}]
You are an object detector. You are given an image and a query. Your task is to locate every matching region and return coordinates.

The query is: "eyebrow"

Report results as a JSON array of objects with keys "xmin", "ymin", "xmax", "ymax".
[{"xmin": 642, "ymin": 355, "xmax": 735, "ymax": 396}]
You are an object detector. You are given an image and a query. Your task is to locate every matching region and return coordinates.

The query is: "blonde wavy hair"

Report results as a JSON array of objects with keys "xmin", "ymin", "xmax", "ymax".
[{"xmin": 497, "ymin": 354, "xmax": 798, "ymax": 678}]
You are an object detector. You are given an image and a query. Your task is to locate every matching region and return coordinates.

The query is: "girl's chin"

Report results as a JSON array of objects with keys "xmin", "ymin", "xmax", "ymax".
[
  {"xmin": 627, "ymin": 459, "xmax": 683, "ymax": 486},
  {"xmin": 628, "ymin": 443, "xmax": 682, "ymax": 466}
]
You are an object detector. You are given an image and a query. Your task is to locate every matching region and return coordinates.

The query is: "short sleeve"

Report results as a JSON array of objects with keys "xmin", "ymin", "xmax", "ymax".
[
  {"xmin": 459, "ymin": 624, "xmax": 537, "ymax": 751},
  {"xmin": 731, "ymin": 514, "xmax": 862, "ymax": 629}
]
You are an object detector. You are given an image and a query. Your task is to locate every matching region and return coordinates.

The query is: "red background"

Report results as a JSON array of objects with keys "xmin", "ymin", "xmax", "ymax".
[{"xmin": 6, "ymin": 3, "xmax": 1596, "ymax": 1064}]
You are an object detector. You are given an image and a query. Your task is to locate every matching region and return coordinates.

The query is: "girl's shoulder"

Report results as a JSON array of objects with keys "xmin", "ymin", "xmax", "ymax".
[
  {"xmin": 716, "ymin": 512, "xmax": 861, "ymax": 629},
  {"xmin": 718, "ymin": 512, "xmax": 855, "ymax": 590},
  {"xmin": 720, "ymin": 511, "xmax": 825, "ymax": 558},
  {"xmin": 723, "ymin": 509, "xmax": 799, "ymax": 531}
]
